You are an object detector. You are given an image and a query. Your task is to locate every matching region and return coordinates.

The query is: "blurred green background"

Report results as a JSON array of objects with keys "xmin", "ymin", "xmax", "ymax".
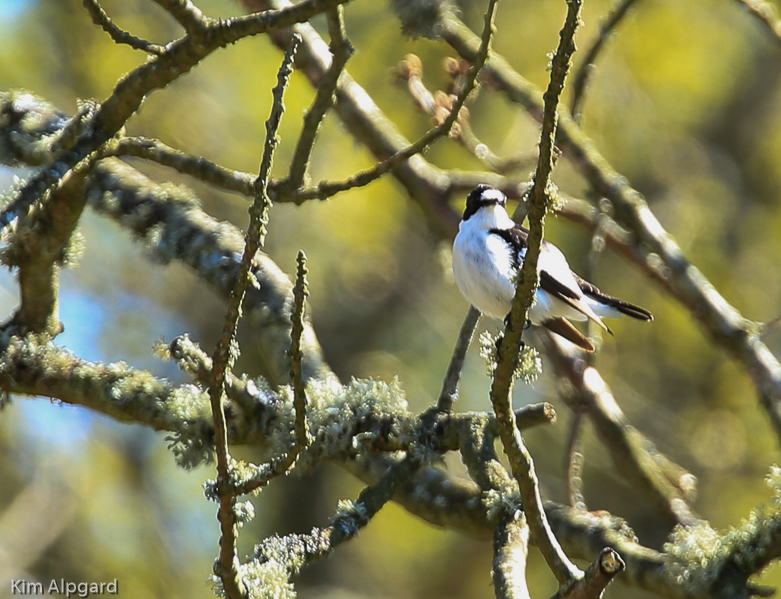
[{"xmin": 2, "ymin": 0, "xmax": 781, "ymax": 597}]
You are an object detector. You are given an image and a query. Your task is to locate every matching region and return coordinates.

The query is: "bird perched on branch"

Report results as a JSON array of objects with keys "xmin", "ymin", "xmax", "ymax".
[{"xmin": 452, "ymin": 184, "xmax": 653, "ymax": 352}]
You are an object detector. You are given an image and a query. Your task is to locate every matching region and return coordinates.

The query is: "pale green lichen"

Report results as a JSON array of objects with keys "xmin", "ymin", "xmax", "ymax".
[
  {"xmin": 483, "ymin": 488, "xmax": 521, "ymax": 522},
  {"xmin": 211, "ymin": 548, "xmax": 295, "ymax": 599},
  {"xmin": 479, "ymin": 330, "xmax": 499, "ymax": 377},
  {"xmin": 152, "ymin": 337, "xmax": 172, "ymax": 361},
  {"xmin": 58, "ymin": 227, "xmax": 85, "ymax": 268},
  {"xmin": 664, "ymin": 521, "xmax": 722, "ymax": 591},
  {"xmin": 239, "ymin": 558, "xmax": 296, "ymax": 599},
  {"xmin": 234, "ymin": 500, "xmax": 255, "ymax": 528},
  {"xmin": 544, "ymin": 179, "xmax": 565, "ymax": 212},
  {"xmin": 264, "ymin": 376, "xmax": 410, "ymax": 469},
  {"xmin": 764, "ymin": 465, "xmax": 781, "ymax": 497},
  {"xmin": 191, "ymin": 374, "xmax": 410, "ymax": 482},
  {"xmin": 225, "ymin": 531, "xmax": 333, "ymax": 599},
  {"xmin": 164, "ymin": 383, "xmax": 216, "ymax": 468},
  {"xmin": 479, "ymin": 330, "xmax": 542, "ymax": 383},
  {"xmin": 514, "ymin": 346, "xmax": 542, "ymax": 384},
  {"xmin": 664, "ymin": 465, "xmax": 781, "ymax": 593}
]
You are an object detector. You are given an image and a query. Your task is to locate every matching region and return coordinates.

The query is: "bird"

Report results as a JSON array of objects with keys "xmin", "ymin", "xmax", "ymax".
[{"xmin": 452, "ymin": 184, "xmax": 653, "ymax": 352}]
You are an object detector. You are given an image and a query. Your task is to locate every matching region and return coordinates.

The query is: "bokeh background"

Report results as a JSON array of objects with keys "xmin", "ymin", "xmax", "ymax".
[{"xmin": 2, "ymin": 0, "xmax": 781, "ymax": 597}]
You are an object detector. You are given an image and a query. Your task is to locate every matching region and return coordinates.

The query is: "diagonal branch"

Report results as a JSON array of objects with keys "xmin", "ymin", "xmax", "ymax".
[
  {"xmin": 734, "ymin": 0, "xmax": 781, "ymax": 44},
  {"xmin": 437, "ymin": 306, "xmax": 481, "ymax": 412}
]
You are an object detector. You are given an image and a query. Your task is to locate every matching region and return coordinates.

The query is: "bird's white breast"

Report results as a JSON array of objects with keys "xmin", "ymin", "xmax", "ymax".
[
  {"xmin": 452, "ymin": 207, "xmax": 517, "ymax": 319},
  {"xmin": 453, "ymin": 204, "xmax": 596, "ymax": 323}
]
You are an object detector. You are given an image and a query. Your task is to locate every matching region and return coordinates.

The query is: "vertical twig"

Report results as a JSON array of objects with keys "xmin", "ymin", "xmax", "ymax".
[
  {"xmin": 488, "ymin": 0, "xmax": 584, "ymax": 589},
  {"xmin": 437, "ymin": 306, "xmax": 481, "ymax": 412},
  {"xmin": 208, "ymin": 35, "xmax": 301, "ymax": 599},
  {"xmin": 289, "ymin": 250, "xmax": 311, "ymax": 450}
]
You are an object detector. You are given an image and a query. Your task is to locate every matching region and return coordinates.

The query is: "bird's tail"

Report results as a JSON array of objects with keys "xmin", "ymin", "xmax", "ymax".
[
  {"xmin": 575, "ymin": 276, "xmax": 654, "ymax": 321},
  {"xmin": 610, "ymin": 300, "xmax": 654, "ymax": 321},
  {"xmin": 542, "ymin": 318, "xmax": 595, "ymax": 352}
]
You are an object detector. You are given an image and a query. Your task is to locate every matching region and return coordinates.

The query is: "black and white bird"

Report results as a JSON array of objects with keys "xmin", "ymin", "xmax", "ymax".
[{"xmin": 452, "ymin": 184, "xmax": 653, "ymax": 352}]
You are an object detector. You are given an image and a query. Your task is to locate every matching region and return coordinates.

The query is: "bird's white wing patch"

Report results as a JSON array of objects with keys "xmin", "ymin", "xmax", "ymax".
[{"xmin": 537, "ymin": 243, "xmax": 582, "ymax": 296}]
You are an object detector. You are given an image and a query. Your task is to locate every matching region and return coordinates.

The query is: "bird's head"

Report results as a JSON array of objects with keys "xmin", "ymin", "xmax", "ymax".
[{"xmin": 462, "ymin": 185, "xmax": 507, "ymax": 221}]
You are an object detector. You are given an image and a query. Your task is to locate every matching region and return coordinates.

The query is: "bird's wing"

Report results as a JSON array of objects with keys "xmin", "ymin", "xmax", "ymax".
[
  {"xmin": 541, "ymin": 318, "xmax": 595, "ymax": 352},
  {"xmin": 491, "ymin": 225, "xmax": 611, "ymax": 331},
  {"xmin": 538, "ymin": 270, "xmax": 611, "ymax": 332},
  {"xmin": 573, "ymin": 274, "xmax": 654, "ymax": 321},
  {"xmin": 489, "ymin": 225, "xmax": 527, "ymax": 270}
]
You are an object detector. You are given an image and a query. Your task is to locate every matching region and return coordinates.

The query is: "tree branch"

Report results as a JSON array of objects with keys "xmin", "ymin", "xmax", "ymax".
[
  {"xmin": 437, "ymin": 306, "xmax": 481, "ymax": 412},
  {"xmin": 493, "ymin": 509, "xmax": 532, "ymax": 599},
  {"xmin": 207, "ymin": 39, "xmax": 299, "ymax": 598},
  {"xmin": 488, "ymin": 0, "xmax": 584, "ymax": 588},
  {"xmin": 734, "ymin": 0, "xmax": 781, "ymax": 44},
  {"xmin": 82, "ymin": 0, "xmax": 165, "ymax": 54}
]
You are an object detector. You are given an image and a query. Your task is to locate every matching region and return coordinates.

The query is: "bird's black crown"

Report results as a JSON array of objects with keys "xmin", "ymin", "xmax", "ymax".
[{"xmin": 462, "ymin": 184, "xmax": 507, "ymax": 221}]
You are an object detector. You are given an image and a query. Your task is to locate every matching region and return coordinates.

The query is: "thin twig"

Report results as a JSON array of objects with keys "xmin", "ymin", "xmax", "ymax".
[
  {"xmin": 207, "ymin": 36, "xmax": 300, "ymax": 599},
  {"xmin": 82, "ymin": 0, "xmax": 165, "ymax": 54},
  {"xmin": 285, "ymin": 6, "xmax": 352, "ymax": 190},
  {"xmin": 437, "ymin": 306, "xmax": 480, "ymax": 412},
  {"xmin": 570, "ymin": 0, "xmax": 641, "ymax": 122},
  {"xmin": 284, "ymin": 0, "xmax": 499, "ymax": 203},
  {"xmin": 114, "ymin": 137, "xmax": 256, "ymax": 195},
  {"xmin": 289, "ymin": 250, "xmax": 311, "ymax": 449},
  {"xmin": 488, "ymin": 0, "xmax": 584, "ymax": 587}
]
